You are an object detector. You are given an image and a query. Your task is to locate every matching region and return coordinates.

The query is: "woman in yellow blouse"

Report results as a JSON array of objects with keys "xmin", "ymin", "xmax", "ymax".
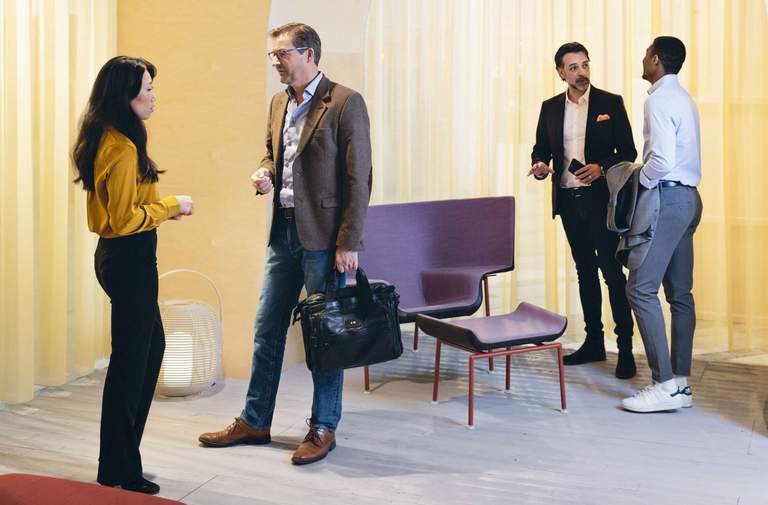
[{"xmin": 72, "ymin": 56, "xmax": 193, "ymax": 495}]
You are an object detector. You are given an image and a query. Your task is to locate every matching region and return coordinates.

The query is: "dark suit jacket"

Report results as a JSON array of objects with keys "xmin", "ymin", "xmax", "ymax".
[
  {"xmin": 531, "ymin": 86, "xmax": 637, "ymax": 217},
  {"xmin": 260, "ymin": 76, "xmax": 372, "ymax": 251}
]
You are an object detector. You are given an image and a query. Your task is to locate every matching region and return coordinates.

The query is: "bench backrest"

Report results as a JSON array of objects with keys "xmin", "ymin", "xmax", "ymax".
[{"xmin": 358, "ymin": 196, "xmax": 515, "ymax": 307}]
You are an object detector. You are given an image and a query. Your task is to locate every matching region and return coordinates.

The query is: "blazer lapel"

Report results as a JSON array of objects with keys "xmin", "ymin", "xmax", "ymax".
[
  {"xmin": 553, "ymin": 93, "xmax": 565, "ymax": 171},
  {"xmin": 584, "ymin": 86, "xmax": 600, "ymax": 149},
  {"xmin": 294, "ymin": 77, "xmax": 331, "ymax": 161}
]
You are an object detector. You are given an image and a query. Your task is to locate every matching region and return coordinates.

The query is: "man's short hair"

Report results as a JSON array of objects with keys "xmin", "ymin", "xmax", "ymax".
[
  {"xmin": 554, "ymin": 42, "xmax": 589, "ymax": 68},
  {"xmin": 269, "ymin": 22, "xmax": 322, "ymax": 65},
  {"xmin": 651, "ymin": 36, "xmax": 686, "ymax": 75}
]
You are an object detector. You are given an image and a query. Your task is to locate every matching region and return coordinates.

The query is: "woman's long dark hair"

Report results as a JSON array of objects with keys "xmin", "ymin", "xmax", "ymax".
[{"xmin": 72, "ymin": 56, "xmax": 162, "ymax": 191}]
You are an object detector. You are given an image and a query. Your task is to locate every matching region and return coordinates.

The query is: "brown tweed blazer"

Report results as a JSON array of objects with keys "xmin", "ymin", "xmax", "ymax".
[{"xmin": 259, "ymin": 75, "xmax": 372, "ymax": 251}]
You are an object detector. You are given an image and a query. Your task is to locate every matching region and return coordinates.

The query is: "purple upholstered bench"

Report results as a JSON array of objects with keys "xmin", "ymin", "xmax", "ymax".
[
  {"xmin": 417, "ymin": 302, "xmax": 568, "ymax": 428},
  {"xmin": 357, "ymin": 196, "xmax": 515, "ymax": 390}
]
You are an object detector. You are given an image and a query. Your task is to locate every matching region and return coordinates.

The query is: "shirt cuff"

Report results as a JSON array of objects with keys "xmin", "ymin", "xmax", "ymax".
[
  {"xmin": 639, "ymin": 168, "xmax": 656, "ymax": 189},
  {"xmin": 163, "ymin": 195, "xmax": 181, "ymax": 219}
]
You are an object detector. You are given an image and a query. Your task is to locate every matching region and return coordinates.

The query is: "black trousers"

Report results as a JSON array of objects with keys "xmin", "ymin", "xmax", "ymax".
[
  {"xmin": 558, "ymin": 186, "xmax": 634, "ymax": 350},
  {"xmin": 94, "ymin": 229, "xmax": 165, "ymax": 485}
]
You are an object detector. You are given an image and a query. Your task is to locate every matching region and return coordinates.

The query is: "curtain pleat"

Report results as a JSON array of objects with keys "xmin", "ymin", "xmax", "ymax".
[{"xmin": 0, "ymin": 0, "xmax": 116, "ymax": 403}]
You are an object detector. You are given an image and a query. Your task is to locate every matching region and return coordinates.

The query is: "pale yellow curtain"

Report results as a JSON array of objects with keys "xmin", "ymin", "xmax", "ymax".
[
  {"xmin": 365, "ymin": 0, "xmax": 768, "ymax": 353},
  {"xmin": 0, "ymin": 0, "xmax": 116, "ymax": 404}
]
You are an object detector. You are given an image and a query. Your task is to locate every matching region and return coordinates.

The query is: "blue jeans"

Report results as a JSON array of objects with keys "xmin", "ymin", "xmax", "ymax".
[{"xmin": 241, "ymin": 215, "xmax": 345, "ymax": 431}]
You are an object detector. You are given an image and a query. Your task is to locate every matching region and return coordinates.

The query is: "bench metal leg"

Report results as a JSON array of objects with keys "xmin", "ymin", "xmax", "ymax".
[
  {"xmin": 468, "ymin": 354, "xmax": 476, "ymax": 428},
  {"xmin": 413, "ymin": 323, "xmax": 419, "ymax": 352},
  {"xmin": 363, "ymin": 365, "xmax": 370, "ymax": 393},
  {"xmin": 483, "ymin": 276, "xmax": 494, "ymax": 372},
  {"xmin": 505, "ymin": 347, "xmax": 511, "ymax": 391},
  {"xmin": 432, "ymin": 340, "xmax": 441, "ymax": 403},
  {"xmin": 556, "ymin": 343, "xmax": 567, "ymax": 412}
]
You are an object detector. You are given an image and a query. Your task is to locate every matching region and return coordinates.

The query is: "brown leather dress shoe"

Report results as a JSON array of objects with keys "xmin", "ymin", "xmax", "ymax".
[
  {"xmin": 198, "ymin": 417, "xmax": 271, "ymax": 447},
  {"xmin": 291, "ymin": 426, "xmax": 336, "ymax": 465}
]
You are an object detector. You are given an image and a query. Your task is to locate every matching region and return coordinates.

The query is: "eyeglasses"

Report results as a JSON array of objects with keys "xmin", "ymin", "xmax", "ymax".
[{"xmin": 267, "ymin": 47, "xmax": 308, "ymax": 61}]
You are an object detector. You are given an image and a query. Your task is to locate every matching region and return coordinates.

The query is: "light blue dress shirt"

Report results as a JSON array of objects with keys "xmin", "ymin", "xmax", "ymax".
[
  {"xmin": 640, "ymin": 74, "xmax": 701, "ymax": 189},
  {"xmin": 280, "ymin": 71, "xmax": 324, "ymax": 208}
]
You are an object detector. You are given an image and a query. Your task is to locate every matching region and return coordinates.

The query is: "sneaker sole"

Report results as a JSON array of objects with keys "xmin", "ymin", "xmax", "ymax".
[{"xmin": 621, "ymin": 399, "xmax": 684, "ymax": 413}]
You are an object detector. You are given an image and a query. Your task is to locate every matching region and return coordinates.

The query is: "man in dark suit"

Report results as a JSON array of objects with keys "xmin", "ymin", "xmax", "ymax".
[
  {"xmin": 529, "ymin": 42, "xmax": 636, "ymax": 379},
  {"xmin": 199, "ymin": 22, "xmax": 372, "ymax": 465}
]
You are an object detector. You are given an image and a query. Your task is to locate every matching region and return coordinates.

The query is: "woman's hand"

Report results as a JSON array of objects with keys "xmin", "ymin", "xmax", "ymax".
[{"xmin": 176, "ymin": 195, "xmax": 195, "ymax": 216}]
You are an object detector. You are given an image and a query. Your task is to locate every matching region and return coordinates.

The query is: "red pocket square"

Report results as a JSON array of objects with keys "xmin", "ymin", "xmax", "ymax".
[{"xmin": 596, "ymin": 114, "xmax": 611, "ymax": 122}]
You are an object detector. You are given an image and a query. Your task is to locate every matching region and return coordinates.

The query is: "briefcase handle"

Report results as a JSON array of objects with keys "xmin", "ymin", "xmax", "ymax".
[{"xmin": 326, "ymin": 268, "xmax": 375, "ymax": 313}]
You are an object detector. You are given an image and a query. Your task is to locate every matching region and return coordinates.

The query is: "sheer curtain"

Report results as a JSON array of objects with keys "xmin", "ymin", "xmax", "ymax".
[
  {"xmin": 1, "ymin": 0, "xmax": 116, "ymax": 403},
  {"xmin": 365, "ymin": 0, "xmax": 768, "ymax": 353}
]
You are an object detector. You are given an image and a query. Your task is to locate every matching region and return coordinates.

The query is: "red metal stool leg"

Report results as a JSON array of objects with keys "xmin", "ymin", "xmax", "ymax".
[
  {"xmin": 432, "ymin": 340, "xmax": 442, "ymax": 403},
  {"xmin": 364, "ymin": 365, "xmax": 370, "ymax": 393},
  {"xmin": 413, "ymin": 323, "xmax": 419, "ymax": 351},
  {"xmin": 468, "ymin": 354, "xmax": 476, "ymax": 428},
  {"xmin": 557, "ymin": 343, "xmax": 567, "ymax": 412}
]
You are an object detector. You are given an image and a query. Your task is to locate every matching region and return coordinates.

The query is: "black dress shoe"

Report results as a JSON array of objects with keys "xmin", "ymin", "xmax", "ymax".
[
  {"xmin": 100, "ymin": 478, "xmax": 160, "ymax": 495},
  {"xmin": 563, "ymin": 342, "xmax": 606, "ymax": 365},
  {"xmin": 615, "ymin": 351, "xmax": 637, "ymax": 379}
]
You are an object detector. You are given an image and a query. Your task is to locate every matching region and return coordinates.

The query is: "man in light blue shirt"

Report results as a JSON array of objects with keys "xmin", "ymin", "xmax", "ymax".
[
  {"xmin": 278, "ymin": 70, "xmax": 324, "ymax": 208},
  {"xmin": 622, "ymin": 37, "xmax": 703, "ymax": 413}
]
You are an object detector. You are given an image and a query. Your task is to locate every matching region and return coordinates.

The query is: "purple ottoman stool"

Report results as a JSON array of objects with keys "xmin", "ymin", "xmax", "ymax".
[{"xmin": 417, "ymin": 302, "xmax": 568, "ymax": 427}]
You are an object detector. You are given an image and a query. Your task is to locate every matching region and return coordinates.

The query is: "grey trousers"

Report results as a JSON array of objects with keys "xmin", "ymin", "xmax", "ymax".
[{"xmin": 626, "ymin": 185, "xmax": 702, "ymax": 383}]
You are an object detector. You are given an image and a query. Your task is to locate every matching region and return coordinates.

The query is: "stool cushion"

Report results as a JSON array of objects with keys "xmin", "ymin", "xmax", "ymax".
[
  {"xmin": 0, "ymin": 473, "xmax": 183, "ymax": 505},
  {"xmin": 416, "ymin": 302, "xmax": 567, "ymax": 351}
]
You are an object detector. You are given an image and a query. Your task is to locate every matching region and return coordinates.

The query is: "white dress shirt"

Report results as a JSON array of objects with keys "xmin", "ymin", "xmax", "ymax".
[
  {"xmin": 561, "ymin": 85, "xmax": 590, "ymax": 188},
  {"xmin": 641, "ymin": 74, "xmax": 701, "ymax": 189},
  {"xmin": 279, "ymin": 71, "xmax": 324, "ymax": 208}
]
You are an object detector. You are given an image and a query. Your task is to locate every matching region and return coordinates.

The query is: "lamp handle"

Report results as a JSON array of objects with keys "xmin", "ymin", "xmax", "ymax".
[{"xmin": 159, "ymin": 269, "xmax": 223, "ymax": 323}]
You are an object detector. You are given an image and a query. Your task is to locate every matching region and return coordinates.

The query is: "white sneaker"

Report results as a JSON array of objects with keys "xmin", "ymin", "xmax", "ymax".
[
  {"xmin": 622, "ymin": 382, "xmax": 684, "ymax": 413},
  {"xmin": 678, "ymin": 385, "xmax": 693, "ymax": 408},
  {"xmin": 675, "ymin": 377, "xmax": 693, "ymax": 408}
]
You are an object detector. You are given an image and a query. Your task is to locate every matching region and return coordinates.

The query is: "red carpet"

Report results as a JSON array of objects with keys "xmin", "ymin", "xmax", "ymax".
[{"xmin": 0, "ymin": 473, "xmax": 183, "ymax": 504}]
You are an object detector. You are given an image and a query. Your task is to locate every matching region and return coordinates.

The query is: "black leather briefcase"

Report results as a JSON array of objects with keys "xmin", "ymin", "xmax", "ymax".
[{"xmin": 293, "ymin": 268, "xmax": 403, "ymax": 373}]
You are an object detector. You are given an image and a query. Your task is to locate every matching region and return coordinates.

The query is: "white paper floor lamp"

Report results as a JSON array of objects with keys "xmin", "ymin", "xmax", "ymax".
[{"xmin": 157, "ymin": 269, "xmax": 223, "ymax": 397}]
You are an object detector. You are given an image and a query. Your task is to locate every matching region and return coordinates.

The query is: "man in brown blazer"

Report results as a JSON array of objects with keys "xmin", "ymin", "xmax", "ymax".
[{"xmin": 199, "ymin": 22, "xmax": 372, "ymax": 466}]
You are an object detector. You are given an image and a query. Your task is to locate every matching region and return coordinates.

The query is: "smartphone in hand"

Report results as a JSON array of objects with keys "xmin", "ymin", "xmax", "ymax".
[{"xmin": 568, "ymin": 159, "xmax": 585, "ymax": 175}]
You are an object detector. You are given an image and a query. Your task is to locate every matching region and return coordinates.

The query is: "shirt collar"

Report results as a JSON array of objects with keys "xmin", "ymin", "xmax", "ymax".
[
  {"xmin": 286, "ymin": 71, "xmax": 324, "ymax": 101},
  {"xmin": 647, "ymin": 73, "xmax": 678, "ymax": 95},
  {"xmin": 566, "ymin": 84, "xmax": 590, "ymax": 106}
]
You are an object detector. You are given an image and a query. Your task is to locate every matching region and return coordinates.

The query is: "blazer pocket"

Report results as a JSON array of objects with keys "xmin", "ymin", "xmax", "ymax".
[{"xmin": 321, "ymin": 197, "xmax": 339, "ymax": 208}]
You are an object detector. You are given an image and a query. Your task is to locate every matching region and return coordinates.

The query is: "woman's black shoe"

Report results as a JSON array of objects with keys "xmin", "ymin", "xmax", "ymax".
[{"xmin": 100, "ymin": 477, "xmax": 160, "ymax": 495}]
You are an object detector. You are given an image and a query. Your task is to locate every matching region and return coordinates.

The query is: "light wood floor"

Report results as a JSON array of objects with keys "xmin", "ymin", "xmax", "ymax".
[{"xmin": 2, "ymin": 331, "xmax": 767, "ymax": 505}]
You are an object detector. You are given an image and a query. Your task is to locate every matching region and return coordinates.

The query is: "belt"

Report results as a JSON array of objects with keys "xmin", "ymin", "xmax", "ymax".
[
  {"xmin": 559, "ymin": 185, "xmax": 592, "ymax": 198},
  {"xmin": 279, "ymin": 207, "xmax": 295, "ymax": 219},
  {"xmin": 658, "ymin": 180, "xmax": 692, "ymax": 188}
]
